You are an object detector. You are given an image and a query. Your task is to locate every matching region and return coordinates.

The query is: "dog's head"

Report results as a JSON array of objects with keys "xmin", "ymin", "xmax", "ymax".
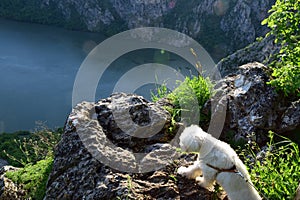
[{"xmin": 179, "ymin": 125, "xmax": 207, "ymax": 152}]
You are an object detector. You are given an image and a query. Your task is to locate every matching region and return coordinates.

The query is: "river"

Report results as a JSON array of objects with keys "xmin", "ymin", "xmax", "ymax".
[{"xmin": 0, "ymin": 19, "xmax": 197, "ymax": 133}]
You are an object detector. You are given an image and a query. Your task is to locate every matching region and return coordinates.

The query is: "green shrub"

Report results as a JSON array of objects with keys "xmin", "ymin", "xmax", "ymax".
[
  {"xmin": 262, "ymin": 0, "xmax": 300, "ymax": 96},
  {"xmin": 0, "ymin": 126, "xmax": 62, "ymax": 167},
  {"xmin": 152, "ymin": 75, "xmax": 213, "ymax": 126},
  {"xmin": 0, "ymin": 131, "xmax": 31, "ymax": 166},
  {"xmin": 239, "ymin": 131, "xmax": 300, "ymax": 199},
  {"xmin": 5, "ymin": 156, "xmax": 54, "ymax": 200},
  {"xmin": 1, "ymin": 125, "xmax": 62, "ymax": 199}
]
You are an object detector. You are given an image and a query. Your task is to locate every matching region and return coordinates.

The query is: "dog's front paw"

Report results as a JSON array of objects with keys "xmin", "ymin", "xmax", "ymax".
[
  {"xmin": 195, "ymin": 176, "xmax": 214, "ymax": 191},
  {"xmin": 177, "ymin": 166, "xmax": 188, "ymax": 176}
]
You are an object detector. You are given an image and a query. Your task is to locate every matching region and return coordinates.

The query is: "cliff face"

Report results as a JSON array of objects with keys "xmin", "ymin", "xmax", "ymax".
[
  {"xmin": 42, "ymin": 0, "xmax": 275, "ymax": 59},
  {"xmin": 0, "ymin": 0, "xmax": 275, "ymax": 60}
]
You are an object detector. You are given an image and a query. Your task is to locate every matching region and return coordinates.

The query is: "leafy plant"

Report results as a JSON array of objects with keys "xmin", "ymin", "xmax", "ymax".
[
  {"xmin": 170, "ymin": 75, "xmax": 213, "ymax": 124},
  {"xmin": 262, "ymin": 0, "xmax": 300, "ymax": 96},
  {"xmin": 152, "ymin": 75, "xmax": 213, "ymax": 127},
  {"xmin": 169, "ymin": 174, "xmax": 178, "ymax": 182},
  {"xmin": 151, "ymin": 82, "xmax": 169, "ymax": 102},
  {"xmin": 5, "ymin": 156, "xmax": 54, "ymax": 200},
  {"xmin": 239, "ymin": 131, "xmax": 300, "ymax": 199},
  {"xmin": 126, "ymin": 175, "xmax": 133, "ymax": 200}
]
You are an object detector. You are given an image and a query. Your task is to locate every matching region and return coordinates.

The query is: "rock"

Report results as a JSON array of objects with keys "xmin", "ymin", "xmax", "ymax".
[
  {"xmin": 216, "ymin": 62, "xmax": 278, "ymax": 142},
  {"xmin": 0, "ymin": 160, "xmax": 8, "ymax": 169},
  {"xmin": 0, "ymin": 166, "xmax": 26, "ymax": 200},
  {"xmin": 45, "ymin": 93, "xmax": 223, "ymax": 199},
  {"xmin": 280, "ymin": 99, "xmax": 300, "ymax": 132},
  {"xmin": 210, "ymin": 62, "xmax": 299, "ymax": 143},
  {"xmin": 217, "ymin": 36, "xmax": 280, "ymax": 77}
]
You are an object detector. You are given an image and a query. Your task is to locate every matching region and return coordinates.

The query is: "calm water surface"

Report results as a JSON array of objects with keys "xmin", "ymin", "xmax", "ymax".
[
  {"xmin": 0, "ymin": 19, "xmax": 195, "ymax": 133},
  {"xmin": 0, "ymin": 19, "xmax": 105, "ymax": 132}
]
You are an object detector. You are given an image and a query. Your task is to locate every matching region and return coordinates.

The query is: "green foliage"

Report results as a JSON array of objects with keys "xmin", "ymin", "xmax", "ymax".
[
  {"xmin": 0, "ymin": 131, "xmax": 31, "ymax": 166},
  {"xmin": 262, "ymin": 0, "xmax": 300, "ymax": 96},
  {"xmin": 239, "ymin": 131, "xmax": 300, "ymax": 199},
  {"xmin": 1, "ymin": 125, "xmax": 62, "ymax": 199},
  {"xmin": 0, "ymin": 126, "xmax": 62, "ymax": 167},
  {"xmin": 169, "ymin": 76, "xmax": 212, "ymax": 112},
  {"xmin": 151, "ymin": 82, "xmax": 169, "ymax": 102},
  {"xmin": 152, "ymin": 75, "xmax": 213, "ymax": 126},
  {"xmin": 5, "ymin": 156, "xmax": 54, "ymax": 200},
  {"xmin": 169, "ymin": 174, "xmax": 178, "ymax": 182}
]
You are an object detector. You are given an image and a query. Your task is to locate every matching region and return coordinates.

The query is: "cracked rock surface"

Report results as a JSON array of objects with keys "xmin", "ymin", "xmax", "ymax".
[
  {"xmin": 45, "ymin": 93, "xmax": 226, "ymax": 199},
  {"xmin": 210, "ymin": 62, "xmax": 300, "ymax": 143}
]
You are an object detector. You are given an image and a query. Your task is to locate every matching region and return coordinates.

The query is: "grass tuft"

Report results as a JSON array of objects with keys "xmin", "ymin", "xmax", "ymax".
[{"xmin": 239, "ymin": 131, "xmax": 300, "ymax": 199}]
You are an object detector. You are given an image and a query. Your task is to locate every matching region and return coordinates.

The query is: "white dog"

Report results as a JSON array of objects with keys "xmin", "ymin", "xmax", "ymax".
[{"xmin": 177, "ymin": 125, "xmax": 261, "ymax": 200}]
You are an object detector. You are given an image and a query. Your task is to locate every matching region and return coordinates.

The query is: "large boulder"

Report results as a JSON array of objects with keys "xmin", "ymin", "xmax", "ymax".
[
  {"xmin": 211, "ymin": 62, "xmax": 300, "ymax": 143},
  {"xmin": 45, "ymin": 93, "xmax": 223, "ymax": 199}
]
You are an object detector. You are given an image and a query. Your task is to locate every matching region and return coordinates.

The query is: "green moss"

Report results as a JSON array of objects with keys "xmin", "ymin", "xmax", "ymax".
[{"xmin": 6, "ymin": 156, "xmax": 54, "ymax": 200}]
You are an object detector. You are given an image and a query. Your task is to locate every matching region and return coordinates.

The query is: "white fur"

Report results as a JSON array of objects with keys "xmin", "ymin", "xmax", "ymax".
[{"xmin": 177, "ymin": 125, "xmax": 261, "ymax": 200}]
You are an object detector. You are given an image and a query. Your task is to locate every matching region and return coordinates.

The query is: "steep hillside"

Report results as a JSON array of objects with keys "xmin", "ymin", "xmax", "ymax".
[{"xmin": 0, "ymin": 0, "xmax": 275, "ymax": 60}]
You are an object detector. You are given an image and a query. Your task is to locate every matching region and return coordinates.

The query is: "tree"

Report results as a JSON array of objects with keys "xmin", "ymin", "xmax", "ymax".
[{"xmin": 262, "ymin": 0, "xmax": 300, "ymax": 96}]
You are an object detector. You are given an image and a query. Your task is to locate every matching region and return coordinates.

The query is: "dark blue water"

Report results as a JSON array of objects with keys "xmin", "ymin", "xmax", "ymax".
[
  {"xmin": 0, "ymin": 19, "xmax": 105, "ymax": 132},
  {"xmin": 0, "ymin": 19, "xmax": 197, "ymax": 133}
]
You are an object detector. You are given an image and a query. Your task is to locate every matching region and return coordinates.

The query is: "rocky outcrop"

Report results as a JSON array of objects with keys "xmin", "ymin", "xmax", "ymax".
[
  {"xmin": 44, "ymin": 64, "xmax": 300, "ymax": 199},
  {"xmin": 217, "ymin": 36, "xmax": 280, "ymax": 77},
  {"xmin": 45, "ymin": 93, "xmax": 226, "ymax": 199},
  {"xmin": 0, "ymin": 166, "xmax": 26, "ymax": 200},
  {"xmin": 211, "ymin": 62, "xmax": 300, "ymax": 143}
]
